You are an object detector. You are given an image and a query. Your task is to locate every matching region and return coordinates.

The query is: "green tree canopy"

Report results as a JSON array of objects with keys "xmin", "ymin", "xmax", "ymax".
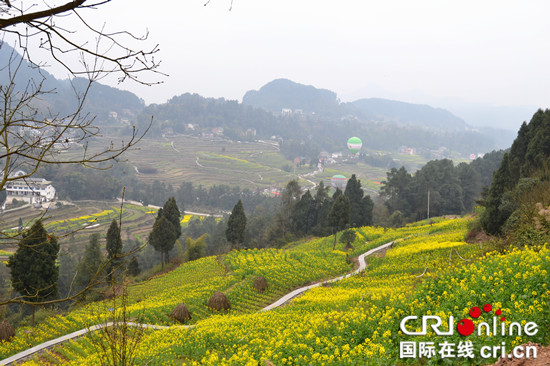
[
  {"xmin": 481, "ymin": 109, "xmax": 550, "ymax": 235},
  {"xmin": 291, "ymin": 190, "xmax": 316, "ymax": 235},
  {"xmin": 149, "ymin": 214, "xmax": 178, "ymax": 265},
  {"xmin": 328, "ymin": 193, "xmax": 350, "ymax": 232},
  {"xmin": 185, "ymin": 234, "xmax": 207, "ymax": 261},
  {"xmin": 8, "ymin": 220, "xmax": 59, "ymax": 303},
  {"xmin": 75, "ymin": 233, "xmax": 105, "ymax": 292},
  {"xmin": 106, "ymin": 220, "xmax": 123, "ymax": 281},
  {"xmin": 344, "ymin": 174, "xmax": 374, "ymax": 227},
  {"xmin": 226, "ymin": 199, "xmax": 247, "ymax": 249},
  {"xmin": 148, "ymin": 197, "xmax": 182, "ymax": 265},
  {"xmin": 162, "ymin": 197, "xmax": 182, "ymax": 239}
]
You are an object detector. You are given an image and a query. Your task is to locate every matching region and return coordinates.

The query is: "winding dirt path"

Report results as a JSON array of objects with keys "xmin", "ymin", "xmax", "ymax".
[{"xmin": 0, "ymin": 241, "xmax": 394, "ymax": 365}]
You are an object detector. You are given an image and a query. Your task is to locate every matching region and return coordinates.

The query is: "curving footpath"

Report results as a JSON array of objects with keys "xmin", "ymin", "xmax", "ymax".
[
  {"xmin": 1, "ymin": 241, "xmax": 393, "ymax": 365},
  {"xmin": 261, "ymin": 241, "xmax": 393, "ymax": 311}
]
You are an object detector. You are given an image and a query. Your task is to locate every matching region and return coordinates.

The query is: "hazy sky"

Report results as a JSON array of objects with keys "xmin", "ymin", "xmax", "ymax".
[{"xmin": 45, "ymin": 1, "xmax": 550, "ymax": 110}]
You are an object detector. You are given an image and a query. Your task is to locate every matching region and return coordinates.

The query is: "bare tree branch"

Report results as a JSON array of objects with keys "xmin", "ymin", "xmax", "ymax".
[
  {"xmin": 0, "ymin": 0, "xmax": 87, "ymax": 29},
  {"xmin": 0, "ymin": 0, "xmax": 161, "ymax": 308},
  {"xmin": 1, "ymin": 0, "xmax": 165, "ymax": 84}
]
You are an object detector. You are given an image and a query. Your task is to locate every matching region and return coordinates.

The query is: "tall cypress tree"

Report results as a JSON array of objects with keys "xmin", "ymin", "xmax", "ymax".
[
  {"xmin": 344, "ymin": 174, "xmax": 364, "ymax": 227},
  {"xmin": 481, "ymin": 153, "xmax": 515, "ymax": 235},
  {"xmin": 344, "ymin": 174, "xmax": 375, "ymax": 227},
  {"xmin": 148, "ymin": 197, "xmax": 182, "ymax": 265},
  {"xmin": 106, "ymin": 220, "xmax": 123, "ymax": 282},
  {"xmin": 149, "ymin": 215, "xmax": 177, "ymax": 264},
  {"xmin": 226, "ymin": 199, "xmax": 247, "ymax": 249},
  {"xmin": 75, "ymin": 233, "xmax": 104, "ymax": 291},
  {"xmin": 8, "ymin": 220, "xmax": 59, "ymax": 324},
  {"xmin": 328, "ymin": 193, "xmax": 350, "ymax": 249},
  {"xmin": 312, "ymin": 181, "xmax": 332, "ymax": 236},
  {"xmin": 291, "ymin": 190, "xmax": 316, "ymax": 235},
  {"xmin": 163, "ymin": 197, "xmax": 182, "ymax": 240}
]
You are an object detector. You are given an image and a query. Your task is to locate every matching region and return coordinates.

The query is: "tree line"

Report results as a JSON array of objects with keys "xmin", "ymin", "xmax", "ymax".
[
  {"xmin": 378, "ymin": 151, "xmax": 504, "ymax": 225},
  {"xmin": 479, "ymin": 109, "xmax": 550, "ymax": 240}
]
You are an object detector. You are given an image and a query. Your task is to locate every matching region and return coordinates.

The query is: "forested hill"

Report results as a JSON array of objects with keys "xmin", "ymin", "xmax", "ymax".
[
  {"xmin": 1, "ymin": 41, "xmax": 509, "ymax": 155},
  {"xmin": 242, "ymin": 78, "xmax": 344, "ymax": 117},
  {"xmin": 135, "ymin": 92, "xmax": 504, "ymax": 158},
  {"xmin": 481, "ymin": 108, "xmax": 550, "ymax": 235},
  {"xmin": 0, "ymin": 42, "xmax": 145, "ymax": 122},
  {"xmin": 243, "ymin": 79, "xmax": 469, "ymax": 132},
  {"xmin": 136, "ymin": 93, "xmax": 285, "ymax": 140},
  {"xmin": 351, "ymin": 98, "xmax": 469, "ymax": 131}
]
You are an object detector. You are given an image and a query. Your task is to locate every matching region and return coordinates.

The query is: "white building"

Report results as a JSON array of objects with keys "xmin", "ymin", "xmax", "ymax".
[{"xmin": 5, "ymin": 170, "xmax": 56, "ymax": 204}]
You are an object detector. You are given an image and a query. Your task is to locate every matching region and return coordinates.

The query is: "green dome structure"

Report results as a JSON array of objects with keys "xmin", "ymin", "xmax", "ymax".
[
  {"xmin": 347, "ymin": 137, "xmax": 363, "ymax": 154},
  {"xmin": 331, "ymin": 175, "xmax": 348, "ymax": 190}
]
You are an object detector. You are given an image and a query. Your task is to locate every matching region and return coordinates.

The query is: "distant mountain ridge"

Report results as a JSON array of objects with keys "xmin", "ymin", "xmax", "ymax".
[
  {"xmin": 243, "ymin": 79, "xmax": 471, "ymax": 132},
  {"xmin": 242, "ymin": 79, "xmax": 342, "ymax": 117},
  {"xmin": 0, "ymin": 42, "xmax": 512, "ymax": 153},
  {"xmin": 351, "ymin": 98, "xmax": 468, "ymax": 131},
  {"xmin": 0, "ymin": 42, "xmax": 144, "ymax": 122}
]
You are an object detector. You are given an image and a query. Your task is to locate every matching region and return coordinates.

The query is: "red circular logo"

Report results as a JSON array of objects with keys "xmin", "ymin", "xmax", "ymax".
[
  {"xmin": 457, "ymin": 318, "xmax": 475, "ymax": 336},
  {"xmin": 470, "ymin": 306, "xmax": 481, "ymax": 318}
]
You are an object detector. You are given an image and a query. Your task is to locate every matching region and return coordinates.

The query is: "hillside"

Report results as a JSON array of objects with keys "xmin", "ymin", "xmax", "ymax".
[
  {"xmin": 351, "ymin": 97, "xmax": 469, "ymax": 131},
  {"xmin": 481, "ymin": 108, "xmax": 550, "ymax": 236},
  {"xmin": 244, "ymin": 79, "xmax": 471, "ymax": 132},
  {"xmin": 242, "ymin": 78, "xmax": 343, "ymax": 116},
  {"xmin": 2, "ymin": 217, "xmax": 549, "ymax": 365},
  {"xmin": 0, "ymin": 42, "xmax": 144, "ymax": 122}
]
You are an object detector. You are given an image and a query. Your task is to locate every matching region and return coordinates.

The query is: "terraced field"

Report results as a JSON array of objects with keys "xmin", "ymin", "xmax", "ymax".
[
  {"xmin": 80, "ymin": 135, "xmax": 418, "ymax": 192},
  {"xmin": 3, "ymin": 217, "xmax": 548, "ymax": 365},
  {"xmin": 0, "ymin": 220, "xmax": 408, "ymax": 362},
  {"xmin": 0, "ymin": 202, "xmax": 207, "ymax": 258}
]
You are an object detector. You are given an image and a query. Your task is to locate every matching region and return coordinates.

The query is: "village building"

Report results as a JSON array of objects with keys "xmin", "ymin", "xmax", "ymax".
[{"xmin": 5, "ymin": 170, "xmax": 56, "ymax": 204}]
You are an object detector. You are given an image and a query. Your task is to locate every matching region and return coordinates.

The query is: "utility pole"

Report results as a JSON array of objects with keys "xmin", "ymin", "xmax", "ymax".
[{"xmin": 427, "ymin": 189, "xmax": 430, "ymax": 220}]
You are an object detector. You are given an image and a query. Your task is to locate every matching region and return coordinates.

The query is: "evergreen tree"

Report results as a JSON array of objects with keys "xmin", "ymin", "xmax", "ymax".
[
  {"xmin": 480, "ymin": 109, "xmax": 550, "ymax": 235},
  {"xmin": 290, "ymin": 190, "xmax": 316, "ymax": 235},
  {"xmin": 149, "ymin": 214, "xmax": 177, "ymax": 265},
  {"xmin": 481, "ymin": 153, "xmax": 516, "ymax": 235},
  {"xmin": 127, "ymin": 256, "xmax": 141, "ymax": 277},
  {"xmin": 344, "ymin": 174, "xmax": 374, "ymax": 227},
  {"xmin": 226, "ymin": 199, "xmax": 247, "ymax": 249},
  {"xmin": 328, "ymin": 193, "xmax": 350, "ymax": 232},
  {"xmin": 380, "ymin": 167, "xmax": 413, "ymax": 214},
  {"xmin": 75, "ymin": 233, "xmax": 104, "ymax": 291},
  {"xmin": 339, "ymin": 229, "xmax": 357, "ymax": 250},
  {"xmin": 57, "ymin": 249, "xmax": 77, "ymax": 300},
  {"xmin": 277, "ymin": 180, "xmax": 302, "ymax": 238},
  {"xmin": 312, "ymin": 181, "xmax": 332, "ymax": 236},
  {"xmin": 8, "ymin": 220, "xmax": 59, "ymax": 324},
  {"xmin": 162, "ymin": 197, "xmax": 182, "ymax": 240},
  {"xmin": 362, "ymin": 195, "xmax": 374, "ymax": 226},
  {"xmin": 148, "ymin": 197, "xmax": 182, "ymax": 265},
  {"xmin": 106, "ymin": 220, "xmax": 123, "ymax": 282},
  {"xmin": 327, "ymin": 193, "xmax": 350, "ymax": 249}
]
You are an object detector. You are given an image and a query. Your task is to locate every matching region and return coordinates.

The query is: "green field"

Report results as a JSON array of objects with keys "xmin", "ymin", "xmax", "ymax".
[{"xmin": 69, "ymin": 135, "xmax": 433, "ymax": 192}]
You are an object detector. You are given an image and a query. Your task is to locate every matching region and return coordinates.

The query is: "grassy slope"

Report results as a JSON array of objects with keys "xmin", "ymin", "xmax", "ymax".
[
  {"xmin": 0, "ymin": 222, "xmax": 414, "ymax": 361},
  {"xmin": 6, "ymin": 217, "xmax": 548, "ymax": 365}
]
